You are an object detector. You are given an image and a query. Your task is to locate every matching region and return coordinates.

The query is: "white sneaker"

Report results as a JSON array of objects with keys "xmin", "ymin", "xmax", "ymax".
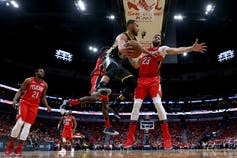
[
  {"xmin": 58, "ymin": 148, "xmax": 66, "ymax": 156},
  {"xmin": 71, "ymin": 148, "xmax": 75, "ymax": 153}
]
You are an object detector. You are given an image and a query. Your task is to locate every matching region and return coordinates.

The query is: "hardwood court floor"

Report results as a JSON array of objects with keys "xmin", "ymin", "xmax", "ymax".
[{"xmin": 1, "ymin": 150, "xmax": 237, "ymax": 158}]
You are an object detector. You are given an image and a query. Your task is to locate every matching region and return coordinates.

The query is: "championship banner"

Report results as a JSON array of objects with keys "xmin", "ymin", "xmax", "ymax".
[{"xmin": 123, "ymin": 0, "xmax": 166, "ymax": 48}]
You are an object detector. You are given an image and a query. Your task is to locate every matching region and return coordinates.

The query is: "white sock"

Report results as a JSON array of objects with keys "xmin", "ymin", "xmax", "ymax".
[
  {"xmin": 10, "ymin": 118, "xmax": 24, "ymax": 138},
  {"xmin": 19, "ymin": 123, "xmax": 31, "ymax": 141}
]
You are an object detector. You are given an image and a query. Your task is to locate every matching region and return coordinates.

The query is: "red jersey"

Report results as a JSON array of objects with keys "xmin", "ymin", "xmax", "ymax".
[
  {"xmin": 90, "ymin": 56, "xmax": 106, "ymax": 77},
  {"xmin": 21, "ymin": 77, "xmax": 46, "ymax": 105},
  {"xmin": 63, "ymin": 115, "xmax": 74, "ymax": 130},
  {"xmin": 139, "ymin": 47, "xmax": 164, "ymax": 78}
]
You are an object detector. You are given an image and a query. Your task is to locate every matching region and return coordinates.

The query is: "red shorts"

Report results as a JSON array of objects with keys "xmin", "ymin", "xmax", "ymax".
[
  {"xmin": 18, "ymin": 99, "xmax": 39, "ymax": 125},
  {"xmin": 62, "ymin": 128, "xmax": 73, "ymax": 140},
  {"xmin": 134, "ymin": 76, "xmax": 162, "ymax": 100},
  {"xmin": 90, "ymin": 75, "xmax": 109, "ymax": 102}
]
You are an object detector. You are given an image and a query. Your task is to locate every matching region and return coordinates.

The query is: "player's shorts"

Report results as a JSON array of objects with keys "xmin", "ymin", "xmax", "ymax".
[
  {"xmin": 18, "ymin": 99, "xmax": 39, "ymax": 125},
  {"xmin": 134, "ymin": 76, "xmax": 161, "ymax": 100},
  {"xmin": 90, "ymin": 75, "xmax": 109, "ymax": 102},
  {"xmin": 62, "ymin": 128, "xmax": 73, "ymax": 141}
]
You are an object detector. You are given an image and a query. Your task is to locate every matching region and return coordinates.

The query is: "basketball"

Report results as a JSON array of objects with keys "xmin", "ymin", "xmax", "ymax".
[{"xmin": 126, "ymin": 40, "xmax": 143, "ymax": 58}]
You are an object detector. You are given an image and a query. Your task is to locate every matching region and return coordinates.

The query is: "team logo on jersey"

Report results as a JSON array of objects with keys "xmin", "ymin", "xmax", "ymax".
[{"xmin": 31, "ymin": 85, "xmax": 44, "ymax": 92}]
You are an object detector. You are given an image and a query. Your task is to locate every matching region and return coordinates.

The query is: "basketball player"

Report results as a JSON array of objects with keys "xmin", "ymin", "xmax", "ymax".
[
  {"xmin": 5, "ymin": 68, "xmax": 52, "ymax": 156},
  {"xmin": 92, "ymin": 19, "xmax": 141, "ymax": 119},
  {"xmin": 124, "ymin": 34, "xmax": 207, "ymax": 149},
  {"xmin": 57, "ymin": 110, "xmax": 77, "ymax": 154},
  {"xmin": 60, "ymin": 47, "xmax": 119, "ymax": 136}
]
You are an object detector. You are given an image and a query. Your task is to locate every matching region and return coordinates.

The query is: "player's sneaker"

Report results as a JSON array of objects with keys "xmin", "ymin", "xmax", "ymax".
[
  {"xmin": 103, "ymin": 128, "xmax": 119, "ymax": 136},
  {"xmin": 124, "ymin": 138, "xmax": 135, "ymax": 149},
  {"xmin": 164, "ymin": 138, "xmax": 172, "ymax": 149},
  {"xmin": 71, "ymin": 147, "xmax": 75, "ymax": 153},
  {"xmin": 5, "ymin": 140, "xmax": 14, "ymax": 156},
  {"xmin": 58, "ymin": 148, "xmax": 67, "ymax": 156},
  {"xmin": 15, "ymin": 143, "xmax": 23, "ymax": 157}
]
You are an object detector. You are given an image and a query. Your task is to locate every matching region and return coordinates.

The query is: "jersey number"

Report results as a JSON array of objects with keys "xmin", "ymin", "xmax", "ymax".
[
  {"xmin": 32, "ymin": 91, "xmax": 39, "ymax": 99},
  {"xmin": 142, "ymin": 56, "xmax": 151, "ymax": 65}
]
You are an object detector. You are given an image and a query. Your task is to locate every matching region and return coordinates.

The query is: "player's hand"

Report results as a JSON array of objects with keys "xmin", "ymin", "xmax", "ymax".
[
  {"xmin": 150, "ymin": 51, "xmax": 159, "ymax": 57},
  {"xmin": 12, "ymin": 100, "xmax": 17, "ymax": 109},
  {"xmin": 46, "ymin": 106, "xmax": 52, "ymax": 112},
  {"xmin": 191, "ymin": 39, "xmax": 207, "ymax": 53}
]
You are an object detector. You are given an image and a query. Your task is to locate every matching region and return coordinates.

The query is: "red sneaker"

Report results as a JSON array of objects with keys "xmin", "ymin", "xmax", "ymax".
[
  {"xmin": 5, "ymin": 140, "xmax": 14, "ymax": 156},
  {"xmin": 164, "ymin": 138, "xmax": 172, "ymax": 149},
  {"xmin": 15, "ymin": 143, "xmax": 24, "ymax": 156},
  {"xmin": 124, "ymin": 138, "xmax": 135, "ymax": 149}
]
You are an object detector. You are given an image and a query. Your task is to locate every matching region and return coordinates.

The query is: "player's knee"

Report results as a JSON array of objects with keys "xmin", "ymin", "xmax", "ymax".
[
  {"xmin": 10, "ymin": 118, "xmax": 25, "ymax": 138},
  {"xmin": 19, "ymin": 123, "xmax": 31, "ymax": 141},
  {"xmin": 131, "ymin": 99, "xmax": 143, "ymax": 121},
  {"xmin": 152, "ymin": 96, "xmax": 167, "ymax": 121},
  {"xmin": 152, "ymin": 95, "xmax": 162, "ymax": 105},
  {"xmin": 62, "ymin": 138, "xmax": 66, "ymax": 143}
]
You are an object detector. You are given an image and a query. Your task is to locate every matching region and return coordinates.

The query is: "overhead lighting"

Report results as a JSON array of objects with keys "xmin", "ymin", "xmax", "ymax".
[
  {"xmin": 10, "ymin": 0, "xmax": 19, "ymax": 8},
  {"xmin": 92, "ymin": 47, "xmax": 98, "ymax": 52},
  {"xmin": 218, "ymin": 50, "xmax": 235, "ymax": 62},
  {"xmin": 108, "ymin": 15, "xmax": 115, "ymax": 20},
  {"xmin": 205, "ymin": 3, "xmax": 215, "ymax": 15},
  {"xmin": 6, "ymin": 2, "xmax": 9, "ymax": 6},
  {"xmin": 55, "ymin": 49, "xmax": 73, "ymax": 62},
  {"xmin": 88, "ymin": 46, "xmax": 98, "ymax": 53},
  {"xmin": 174, "ymin": 14, "xmax": 183, "ymax": 21},
  {"xmin": 183, "ymin": 52, "xmax": 187, "ymax": 56},
  {"xmin": 75, "ymin": 0, "xmax": 86, "ymax": 11}
]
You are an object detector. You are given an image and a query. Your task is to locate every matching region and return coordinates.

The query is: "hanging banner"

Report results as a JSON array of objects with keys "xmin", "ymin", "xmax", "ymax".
[{"xmin": 123, "ymin": 0, "xmax": 166, "ymax": 48}]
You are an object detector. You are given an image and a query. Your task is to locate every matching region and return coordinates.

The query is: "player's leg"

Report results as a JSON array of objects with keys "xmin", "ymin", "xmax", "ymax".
[
  {"xmin": 150, "ymin": 83, "xmax": 172, "ymax": 149},
  {"xmin": 101, "ymin": 97, "xmax": 119, "ymax": 136},
  {"xmin": 124, "ymin": 83, "xmax": 145, "ymax": 148},
  {"xmin": 58, "ymin": 136, "xmax": 67, "ymax": 154},
  {"xmin": 14, "ymin": 105, "xmax": 38, "ymax": 156},
  {"xmin": 108, "ymin": 68, "xmax": 137, "ymax": 119},
  {"xmin": 93, "ymin": 58, "xmax": 121, "ymax": 96},
  {"xmin": 5, "ymin": 100, "xmax": 27, "ymax": 155},
  {"xmin": 60, "ymin": 76, "xmax": 103, "ymax": 113}
]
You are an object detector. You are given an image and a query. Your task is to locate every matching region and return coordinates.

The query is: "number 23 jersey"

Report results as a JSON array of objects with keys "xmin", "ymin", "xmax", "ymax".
[{"xmin": 139, "ymin": 46, "xmax": 169, "ymax": 78}]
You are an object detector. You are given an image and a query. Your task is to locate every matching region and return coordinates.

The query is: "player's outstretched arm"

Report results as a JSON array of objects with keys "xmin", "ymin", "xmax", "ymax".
[
  {"xmin": 166, "ymin": 39, "xmax": 207, "ymax": 55},
  {"xmin": 41, "ymin": 83, "xmax": 51, "ymax": 112},
  {"xmin": 12, "ymin": 78, "xmax": 31, "ymax": 109},
  {"xmin": 57, "ymin": 117, "xmax": 63, "ymax": 129}
]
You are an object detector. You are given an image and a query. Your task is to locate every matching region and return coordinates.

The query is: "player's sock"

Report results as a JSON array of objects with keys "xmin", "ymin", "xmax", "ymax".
[
  {"xmin": 67, "ymin": 99, "xmax": 80, "ymax": 106},
  {"xmin": 160, "ymin": 121, "xmax": 172, "ymax": 149},
  {"xmin": 15, "ymin": 142, "xmax": 24, "ymax": 155},
  {"xmin": 5, "ymin": 138, "xmax": 15, "ymax": 155},
  {"xmin": 127, "ymin": 121, "xmax": 137, "ymax": 141},
  {"xmin": 104, "ymin": 118, "xmax": 111, "ymax": 128}
]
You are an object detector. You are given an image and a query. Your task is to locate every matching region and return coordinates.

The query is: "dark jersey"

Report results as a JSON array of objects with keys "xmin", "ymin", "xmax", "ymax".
[{"xmin": 103, "ymin": 32, "xmax": 137, "ymax": 68}]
